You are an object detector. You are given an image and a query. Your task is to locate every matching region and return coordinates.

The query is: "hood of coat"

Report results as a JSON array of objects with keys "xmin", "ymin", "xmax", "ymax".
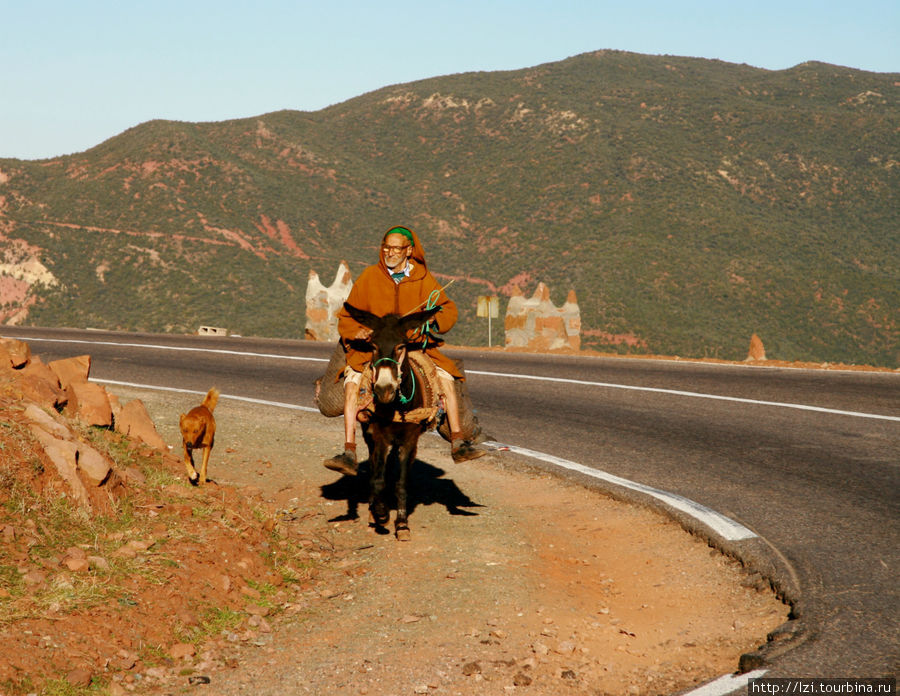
[{"xmin": 378, "ymin": 225, "xmax": 427, "ymax": 278}]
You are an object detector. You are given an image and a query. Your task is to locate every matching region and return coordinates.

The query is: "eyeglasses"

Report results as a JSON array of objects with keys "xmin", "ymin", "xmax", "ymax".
[{"xmin": 382, "ymin": 245, "xmax": 410, "ymax": 254}]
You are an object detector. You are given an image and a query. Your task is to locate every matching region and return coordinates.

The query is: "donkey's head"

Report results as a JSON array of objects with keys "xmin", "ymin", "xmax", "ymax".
[{"xmin": 344, "ymin": 303, "xmax": 441, "ymax": 405}]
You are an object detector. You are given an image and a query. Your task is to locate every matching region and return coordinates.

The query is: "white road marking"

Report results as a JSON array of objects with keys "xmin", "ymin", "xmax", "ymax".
[
  {"xmin": 95, "ymin": 379, "xmax": 320, "ymax": 412},
  {"xmin": 18, "ymin": 336, "xmax": 328, "ymax": 363},
  {"xmin": 467, "ymin": 370, "xmax": 900, "ymax": 422},
  {"xmin": 680, "ymin": 669, "xmax": 768, "ymax": 696},
  {"xmin": 20, "ymin": 335, "xmax": 898, "ymax": 421},
  {"xmin": 486, "ymin": 442, "xmax": 757, "ymax": 542}
]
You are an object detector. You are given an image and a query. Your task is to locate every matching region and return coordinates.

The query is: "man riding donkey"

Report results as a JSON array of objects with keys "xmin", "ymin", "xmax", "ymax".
[{"xmin": 323, "ymin": 225, "xmax": 487, "ymax": 476}]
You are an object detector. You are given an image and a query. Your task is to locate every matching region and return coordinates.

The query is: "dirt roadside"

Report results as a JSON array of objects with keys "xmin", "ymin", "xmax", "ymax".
[{"xmin": 92, "ymin": 383, "xmax": 788, "ymax": 696}]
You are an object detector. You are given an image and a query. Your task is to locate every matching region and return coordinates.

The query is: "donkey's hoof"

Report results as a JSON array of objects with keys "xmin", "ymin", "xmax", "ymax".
[
  {"xmin": 369, "ymin": 507, "xmax": 390, "ymax": 528},
  {"xmin": 395, "ymin": 524, "xmax": 411, "ymax": 541}
]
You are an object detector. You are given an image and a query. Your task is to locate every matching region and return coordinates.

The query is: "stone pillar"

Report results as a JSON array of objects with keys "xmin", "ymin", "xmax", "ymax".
[
  {"xmin": 504, "ymin": 283, "xmax": 581, "ymax": 351},
  {"xmin": 747, "ymin": 333, "xmax": 766, "ymax": 361},
  {"xmin": 305, "ymin": 261, "xmax": 353, "ymax": 342}
]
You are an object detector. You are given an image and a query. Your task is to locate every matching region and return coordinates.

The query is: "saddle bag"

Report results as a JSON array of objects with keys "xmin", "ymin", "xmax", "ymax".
[
  {"xmin": 436, "ymin": 358, "xmax": 486, "ymax": 444},
  {"xmin": 313, "ymin": 342, "xmax": 348, "ymax": 418}
]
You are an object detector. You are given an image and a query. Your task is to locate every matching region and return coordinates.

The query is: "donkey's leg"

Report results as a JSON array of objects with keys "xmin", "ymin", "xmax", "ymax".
[
  {"xmin": 368, "ymin": 431, "xmax": 390, "ymax": 528},
  {"xmin": 393, "ymin": 432, "xmax": 418, "ymax": 541}
]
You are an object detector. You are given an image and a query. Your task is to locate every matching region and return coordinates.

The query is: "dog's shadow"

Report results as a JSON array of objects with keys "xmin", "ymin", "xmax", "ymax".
[{"xmin": 321, "ymin": 458, "xmax": 484, "ymax": 526}]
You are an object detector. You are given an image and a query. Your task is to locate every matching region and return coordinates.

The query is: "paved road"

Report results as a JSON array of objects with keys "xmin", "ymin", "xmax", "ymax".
[{"xmin": 4, "ymin": 327, "xmax": 898, "ymax": 679}]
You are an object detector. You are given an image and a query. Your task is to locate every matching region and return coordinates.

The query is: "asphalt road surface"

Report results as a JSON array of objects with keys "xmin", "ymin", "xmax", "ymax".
[{"xmin": 3, "ymin": 326, "xmax": 898, "ymax": 681}]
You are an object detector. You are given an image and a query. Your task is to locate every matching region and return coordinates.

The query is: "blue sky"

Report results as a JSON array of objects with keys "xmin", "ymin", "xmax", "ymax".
[{"xmin": 2, "ymin": 0, "xmax": 897, "ymax": 160}]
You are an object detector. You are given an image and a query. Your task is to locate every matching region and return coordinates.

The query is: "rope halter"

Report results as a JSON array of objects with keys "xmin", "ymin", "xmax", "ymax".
[{"xmin": 372, "ymin": 356, "xmax": 416, "ymax": 405}]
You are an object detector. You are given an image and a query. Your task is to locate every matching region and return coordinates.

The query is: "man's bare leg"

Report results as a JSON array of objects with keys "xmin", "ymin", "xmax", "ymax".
[
  {"xmin": 324, "ymin": 379, "xmax": 360, "ymax": 475},
  {"xmin": 439, "ymin": 375, "xmax": 486, "ymax": 462}
]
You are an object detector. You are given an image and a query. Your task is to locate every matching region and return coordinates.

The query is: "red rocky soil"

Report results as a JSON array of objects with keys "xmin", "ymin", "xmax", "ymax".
[{"xmin": 0, "ymin": 378, "xmax": 788, "ymax": 696}]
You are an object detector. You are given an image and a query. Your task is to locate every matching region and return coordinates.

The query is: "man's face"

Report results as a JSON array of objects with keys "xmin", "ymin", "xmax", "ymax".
[{"xmin": 382, "ymin": 233, "xmax": 412, "ymax": 271}]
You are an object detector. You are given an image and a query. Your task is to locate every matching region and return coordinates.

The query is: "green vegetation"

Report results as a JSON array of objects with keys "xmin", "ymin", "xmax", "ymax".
[{"xmin": 1, "ymin": 50, "xmax": 897, "ymax": 366}]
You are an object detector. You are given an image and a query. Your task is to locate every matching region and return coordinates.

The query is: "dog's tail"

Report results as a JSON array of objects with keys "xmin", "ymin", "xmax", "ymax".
[{"xmin": 202, "ymin": 387, "xmax": 220, "ymax": 412}]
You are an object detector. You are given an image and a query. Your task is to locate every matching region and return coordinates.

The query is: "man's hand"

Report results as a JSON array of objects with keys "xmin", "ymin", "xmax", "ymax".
[{"xmin": 352, "ymin": 326, "xmax": 373, "ymax": 341}]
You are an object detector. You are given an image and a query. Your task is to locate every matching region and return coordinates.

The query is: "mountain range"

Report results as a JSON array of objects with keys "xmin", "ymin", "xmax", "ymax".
[{"xmin": 0, "ymin": 50, "xmax": 897, "ymax": 367}]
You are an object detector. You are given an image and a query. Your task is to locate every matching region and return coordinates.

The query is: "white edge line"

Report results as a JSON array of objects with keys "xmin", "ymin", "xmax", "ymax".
[
  {"xmin": 18, "ymin": 335, "xmax": 898, "ymax": 421},
  {"xmin": 94, "ymin": 379, "xmax": 320, "ymax": 412},
  {"xmin": 487, "ymin": 441, "xmax": 758, "ymax": 542},
  {"xmin": 19, "ymin": 336, "xmax": 328, "ymax": 363},
  {"xmin": 468, "ymin": 370, "xmax": 900, "ymax": 422},
  {"xmin": 680, "ymin": 669, "xmax": 769, "ymax": 696}
]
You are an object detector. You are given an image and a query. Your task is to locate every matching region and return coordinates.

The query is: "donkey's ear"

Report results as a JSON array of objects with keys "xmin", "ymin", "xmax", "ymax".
[
  {"xmin": 399, "ymin": 305, "xmax": 442, "ymax": 334},
  {"xmin": 344, "ymin": 302, "xmax": 377, "ymax": 327}
]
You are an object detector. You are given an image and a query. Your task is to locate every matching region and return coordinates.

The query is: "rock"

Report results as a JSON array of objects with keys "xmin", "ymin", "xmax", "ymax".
[
  {"xmin": 108, "ymin": 680, "xmax": 128, "ymax": 695},
  {"xmin": 49, "ymin": 354, "xmax": 91, "ymax": 389},
  {"xmin": 28, "ymin": 425, "xmax": 90, "ymax": 507},
  {"xmin": 120, "ymin": 466, "xmax": 148, "ymax": 486},
  {"xmin": 115, "ymin": 398, "xmax": 168, "ymax": 450},
  {"xmin": 461, "ymin": 661, "xmax": 482, "ymax": 676},
  {"xmin": 0, "ymin": 337, "xmax": 31, "ymax": 368},
  {"xmin": 22, "ymin": 569, "xmax": 47, "ymax": 585},
  {"xmin": 109, "ymin": 650, "xmax": 137, "ymax": 670},
  {"xmin": 169, "ymin": 643, "xmax": 196, "ymax": 659},
  {"xmin": 24, "ymin": 403, "xmax": 71, "ymax": 439},
  {"xmin": 64, "ymin": 557, "xmax": 90, "ymax": 572},
  {"xmin": 18, "ymin": 358, "xmax": 65, "ymax": 407},
  {"xmin": 107, "ymin": 390, "xmax": 123, "ymax": 419},
  {"xmin": 88, "ymin": 555, "xmax": 110, "ymax": 571},
  {"xmin": 77, "ymin": 443, "xmax": 112, "ymax": 485},
  {"xmin": 513, "ymin": 672, "xmax": 533, "ymax": 686},
  {"xmin": 747, "ymin": 333, "xmax": 766, "ymax": 361},
  {"xmin": 532, "ymin": 642, "xmax": 550, "ymax": 655},
  {"xmin": 66, "ymin": 667, "xmax": 92, "ymax": 687},
  {"xmin": 555, "ymin": 640, "xmax": 576, "ymax": 654},
  {"xmin": 66, "ymin": 381, "xmax": 112, "ymax": 426},
  {"xmin": 114, "ymin": 539, "xmax": 153, "ymax": 558},
  {"xmin": 305, "ymin": 261, "xmax": 353, "ymax": 341}
]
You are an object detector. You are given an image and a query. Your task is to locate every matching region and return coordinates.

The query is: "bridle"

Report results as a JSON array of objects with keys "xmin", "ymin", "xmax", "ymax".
[{"xmin": 372, "ymin": 354, "xmax": 416, "ymax": 405}]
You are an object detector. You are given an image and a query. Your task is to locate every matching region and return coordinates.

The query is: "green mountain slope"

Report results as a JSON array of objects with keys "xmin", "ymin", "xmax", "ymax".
[{"xmin": 1, "ymin": 50, "xmax": 897, "ymax": 366}]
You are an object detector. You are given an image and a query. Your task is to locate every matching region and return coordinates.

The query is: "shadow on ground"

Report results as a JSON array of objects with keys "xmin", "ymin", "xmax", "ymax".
[{"xmin": 320, "ymin": 458, "xmax": 485, "ymax": 528}]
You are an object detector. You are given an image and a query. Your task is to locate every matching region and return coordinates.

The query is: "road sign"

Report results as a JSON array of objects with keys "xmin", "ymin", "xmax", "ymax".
[
  {"xmin": 477, "ymin": 295, "xmax": 498, "ymax": 318},
  {"xmin": 477, "ymin": 295, "xmax": 499, "ymax": 346}
]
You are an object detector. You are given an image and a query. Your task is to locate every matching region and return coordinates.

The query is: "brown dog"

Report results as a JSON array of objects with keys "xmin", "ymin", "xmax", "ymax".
[{"xmin": 179, "ymin": 387, "xmax": 220, "ymax": 485}]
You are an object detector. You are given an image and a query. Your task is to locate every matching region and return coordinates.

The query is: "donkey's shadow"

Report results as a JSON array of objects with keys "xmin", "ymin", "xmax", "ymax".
[{"xmin": 321, "ymin": 458, "xmax": 484, "ymax": 526}]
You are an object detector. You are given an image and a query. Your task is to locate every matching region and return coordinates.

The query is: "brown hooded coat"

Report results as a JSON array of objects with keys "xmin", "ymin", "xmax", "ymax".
[{"xmin": 336, "ymin": 227, "xmax": 463, "ymax": 379}]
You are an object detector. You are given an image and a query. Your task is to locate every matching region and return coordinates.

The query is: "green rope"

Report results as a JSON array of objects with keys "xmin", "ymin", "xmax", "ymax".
[{"xmin": 419, "ymin": 289, "xmax": 441, "ymax": 349}]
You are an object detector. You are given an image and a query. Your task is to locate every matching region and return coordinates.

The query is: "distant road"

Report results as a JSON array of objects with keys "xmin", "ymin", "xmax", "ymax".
[{"xmin": 4, "ymin": 326, "xmax": 898, "ymax": 677}]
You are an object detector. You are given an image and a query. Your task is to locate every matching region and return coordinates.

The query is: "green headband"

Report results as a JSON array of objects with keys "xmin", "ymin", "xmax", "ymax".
[{"xmin": 386, "ymin": 226, "xmax": 414, "ymax": 246}]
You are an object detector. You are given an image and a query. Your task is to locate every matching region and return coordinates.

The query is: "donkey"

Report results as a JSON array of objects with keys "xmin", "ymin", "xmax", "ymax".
[{"xmin": 343, "ymin": 302, "xmax": 443, "ymax": 541}]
